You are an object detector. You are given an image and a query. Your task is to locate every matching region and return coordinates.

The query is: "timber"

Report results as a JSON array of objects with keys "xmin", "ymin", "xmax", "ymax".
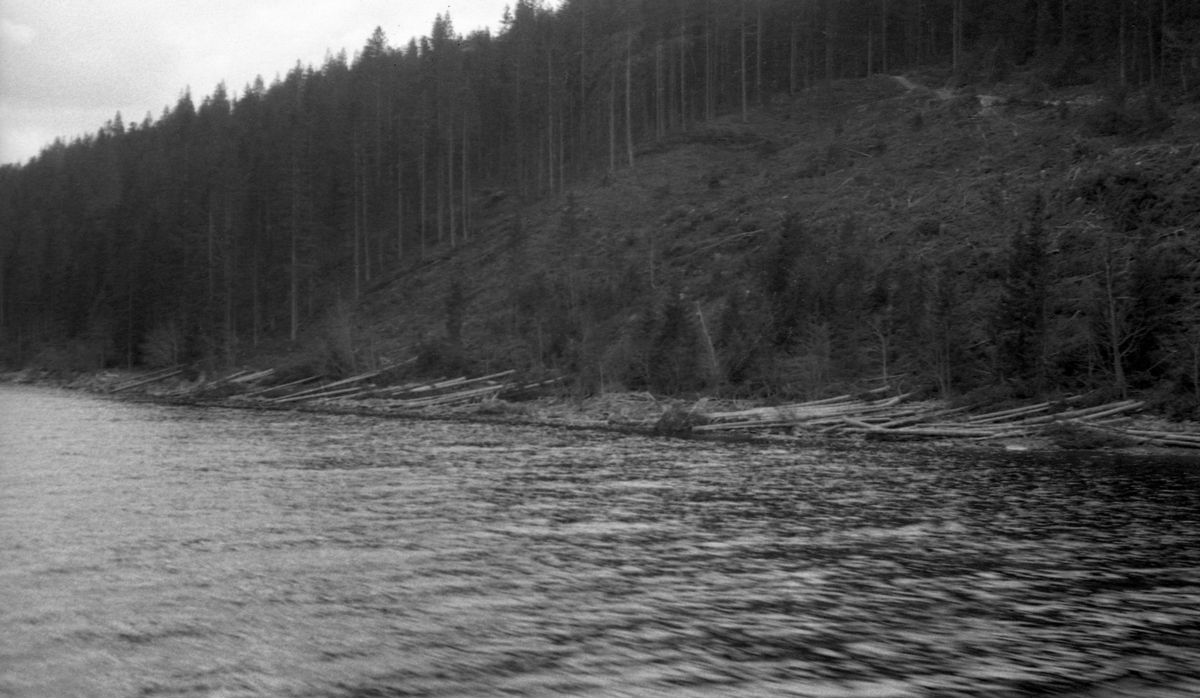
[
  {"xmin": 109, "ymin": 367, "xmax": 184, "ymax": 393},
  {"xmin": 689, "ymin": 390, "xmax": 1193, "ymax": 446}
]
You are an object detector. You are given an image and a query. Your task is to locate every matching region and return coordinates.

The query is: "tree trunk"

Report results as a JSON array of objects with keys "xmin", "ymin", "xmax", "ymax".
[
  {"xmin": 548, "ymin": 53, "xmax": 556, "ymax": 193},
  {"xmin": 419, "ymin": 135, "xmax": 427, "ymax": 257},
  {"xmin": 626, "ymin": 31, "xmax": 634, "ymax": 167},
  {"xmin": 353, "ymin": 147, "xmax": 361, "ymax": 297},
  {"xmin": 756, "ymin": 0, "xmax": 763, "ymax": 105},
  {"xmin": 741, "ymin": 1, "xmax": 748, "ymax": 122},
  {"xmin": 680, "ymin": 10, "xmax": 687, "ymax": 128},
  {"xmin": 447, "ymin": 122, "xmax": 456, "ymax": 247},
  {"xmin": 290, "ymin": 154, "xmax": 299, "ymax": 342},
  {"xmin": 436, "ymin": 156, "xmax": 445, "ymax": 247},
  {"xmin": 868, "ymin": 18, "xmax": 875, "ymax": 77},
  {"xmin": 1103, "ymin": 236, "xmax": 1128, "ymax": 398},
  {"xmin": 362, "ymin": 151, "xmax": 370, "ymax": 282},
  {"xmin": 223, "ymin": 203, "xmax": 234, "ymax": 364},
  {"xmin": 826, "ymin": 0, "xmax": 836, "ymax": 81},
  {"xmin": 882, "ymin": 0, "xmax": 889, "ymax": 74},
  {"xmin": 1120, "ymin": 0, "xmax": 1127, "ymax": 85},
  {"xmin": 953, "ymin": 0, "xmax": 962, "ymax": 76},
  {"xmin": 462, "ymin": 111, "xmax": 469, "ymax": 241},
  {"xmin": 580, "ymin": 10, "xmax": 587, "ymax": 176},
  {"xmin": 207, "ymin": 208, "xmax": 215, "ymax": 322},
  {"xmin": 403, "ymin": 140, "xmax": 408, "ymax": 263},
  {"xmin": 790, "ymin": 17, "xmax": 798, "ymax": 93},
  {"xmin": 705, "ymin": 2, "xmax": 714, "ymax": 121},
  {"xmin": 656, "ymin": 40, "xmax": 665, "ymax": 137},
  {"xmin": 609, "ymin": 60, "xmax": 616, "ymax": 172}
]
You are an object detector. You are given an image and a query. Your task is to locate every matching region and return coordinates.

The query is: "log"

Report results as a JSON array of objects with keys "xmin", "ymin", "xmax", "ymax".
[
  {"xmin": 967, "ymin": 401, "xmax": 1051, "ymax": 423},
  {"xmin": 231, "ymin": 368, "xmax": 275, "ymax": 384},
  {"xmin": 1064, "ymin": 401, "xmax": 1144, "ymax": 421},
  {"xmin": 387, "ymin": 383, "xmax": 509, "ymax": 408},
  {"xmin": 108, "ymin": 365, "xmax": 182, "ymax": 390},
  {"xmin": 1123, "ymin": 428, "xmax": 1200, "ymax": 444},
  {"xmin": 110, "ymin": 368, "xmax": 184, "ymax": 393},
  {"xmin": 239, "ymin": 375, "xmax": 323, "ymax": 399},
  {"xmin": 266, "ymin": 368, "xmax": 386, "ymax": 403},
  {"xmin": 1001, "ymin": 400, "xmax": 1142, "ymax": 427},
  {"xmin": 275, "ymin": 384, "xmax": 371, "ymax": 404},
  {"xmin": 706, "ymin": 393, "xmax": 914, "ymax": 425},
  {"xmin": 702, "ymin": 393, "xmax": 862, "ymax": 420},
  {"xmin": 1140, "ymin": 437, "xmax": 1200, "ymax": 449},
  {"xmin": 841, "ymin": 416, "xmax": 882, "ymax": 430},
  {"xmin": 860, "ymin": 426, "xmax": 1007, "ymax": 440},
  {"xmin": 876, "ymin": 404, "xmax": 974, "ymax": 429},
  {"xmin": 363, "ymin": 376, "xmax": 452, "ymax": 398}
]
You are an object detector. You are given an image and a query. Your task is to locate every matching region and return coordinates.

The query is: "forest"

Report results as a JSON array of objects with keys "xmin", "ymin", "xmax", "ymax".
[{"xmin": 2, "ymin": 0, "xmax": 1200, "ymax": 413}]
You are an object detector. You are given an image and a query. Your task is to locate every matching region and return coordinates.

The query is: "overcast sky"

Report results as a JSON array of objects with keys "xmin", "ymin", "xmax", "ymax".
[{"xmin": 0, "ymin": 0, "xmax": 519, "ymax": 166}]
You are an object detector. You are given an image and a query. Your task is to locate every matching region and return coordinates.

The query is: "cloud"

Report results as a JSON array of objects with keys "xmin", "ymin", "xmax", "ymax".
[
  {"xmin": 0, "ymin": 0, "xmax": 516, "ymax": 164},
  {"xmin": 1, "ymin": 18, "xmax": 36, "ymax": 45}
]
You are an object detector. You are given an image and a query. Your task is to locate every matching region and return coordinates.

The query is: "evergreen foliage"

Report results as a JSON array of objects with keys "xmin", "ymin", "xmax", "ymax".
[{"xmin": 995, "ymin": 194, "xmax": 1049, "ymax": 391}]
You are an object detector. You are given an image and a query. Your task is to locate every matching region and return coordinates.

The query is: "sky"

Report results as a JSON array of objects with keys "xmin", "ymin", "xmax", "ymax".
[{"xmin": 0, "ymin": 0, "xmax": 520, "ymax": 166}]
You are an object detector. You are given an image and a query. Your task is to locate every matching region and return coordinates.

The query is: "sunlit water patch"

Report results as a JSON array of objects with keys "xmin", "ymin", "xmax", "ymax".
[{"xmin": 2, "ymin": 385, "xmax": 1199, "ymax": 697}]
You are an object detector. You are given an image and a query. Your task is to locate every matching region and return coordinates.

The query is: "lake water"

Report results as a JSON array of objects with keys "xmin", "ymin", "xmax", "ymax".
[{"xmin": 2, "ymin": 385, "xmax": 1199, "ymax": 697}]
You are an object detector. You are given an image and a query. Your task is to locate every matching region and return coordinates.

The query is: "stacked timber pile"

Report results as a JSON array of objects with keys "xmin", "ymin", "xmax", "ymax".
[
  {"xmin": 107, "ymin": 366, "xmax": 185, "ymax": 393},
  {"xmin": 190, "ymin": 368, "xmax": 276, "ymax": 397},
  {"xmin": 342, "ymin": 370, "xmax": 521, "ymax": 409},
  {"xmin": 695, "ymin": 391, "xmax": 1200, "ymax": 448},
  {"xmin": 221, "ymin": 366, "xmax": 559, "ymax": 411},
  {"xmin": 694, "ymin": 388, "xmax": 917, "ymax": 434}
]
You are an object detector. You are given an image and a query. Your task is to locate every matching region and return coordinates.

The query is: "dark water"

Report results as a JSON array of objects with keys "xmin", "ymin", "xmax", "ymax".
[{"xmin": 2, "ymin": 386, "xmax": 1199, "ymax": 697}]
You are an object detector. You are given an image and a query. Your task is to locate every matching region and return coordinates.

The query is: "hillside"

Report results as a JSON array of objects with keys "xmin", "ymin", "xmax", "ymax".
[{"xmin": 311, "ymin": 71, "xmax": 1200, "ymax": 416}]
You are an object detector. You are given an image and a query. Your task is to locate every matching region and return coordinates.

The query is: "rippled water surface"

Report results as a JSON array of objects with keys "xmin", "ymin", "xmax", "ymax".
[{"xmin": 2, "ymin": 385, "xmax": 1200, "ymax": 697}]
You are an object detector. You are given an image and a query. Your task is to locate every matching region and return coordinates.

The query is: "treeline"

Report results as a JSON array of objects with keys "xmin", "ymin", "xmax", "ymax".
[{"xmin": 2, "ymin": 0, "xmax": 1199, "ymax": 371}]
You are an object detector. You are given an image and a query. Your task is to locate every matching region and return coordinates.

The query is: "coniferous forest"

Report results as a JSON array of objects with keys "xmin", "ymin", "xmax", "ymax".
[{"xmin": 3, "ymin": 0, "xmax": 1200, "ymax": 413}]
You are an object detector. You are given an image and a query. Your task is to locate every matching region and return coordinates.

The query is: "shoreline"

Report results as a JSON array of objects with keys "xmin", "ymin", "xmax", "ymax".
[{"xmin": 4, "ymin": 367, "xmax": 1200, "ymax": 459}]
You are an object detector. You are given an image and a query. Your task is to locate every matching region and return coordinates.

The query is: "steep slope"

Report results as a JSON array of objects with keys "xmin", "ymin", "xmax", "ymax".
[{"xmin": 331, "ymin": 73, "xmax": 1200, "ymax": 410}]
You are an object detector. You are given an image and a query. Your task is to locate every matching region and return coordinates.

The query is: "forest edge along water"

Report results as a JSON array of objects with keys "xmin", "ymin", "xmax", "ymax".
[
  {"xmin": 8, "ymin": 367, "xmax": 1200, "ymax": 456},
  {"xmin": 2, "ymin": 383, "xmax": 1200, "ymax": 698}
]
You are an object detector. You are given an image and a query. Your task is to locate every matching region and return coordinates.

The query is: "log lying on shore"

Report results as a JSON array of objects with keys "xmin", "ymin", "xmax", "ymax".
[
  {"xmin": 267, "ymin": 368, "xmax": 388, "ymax": 404},
  {"xmin": 109, "ymin": 367, "xmax": 184, "ymax": 393},
  {"xmin": 237, "ymin": 375, "xmax": 324, "ymax": 399},
  {"xmin": 690, "ymin": 391, "xmax": 1193, "ymax": 446},
  {"xmin": 695, "ymin": 389, "xmax": 911, "ymax": 432}
]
